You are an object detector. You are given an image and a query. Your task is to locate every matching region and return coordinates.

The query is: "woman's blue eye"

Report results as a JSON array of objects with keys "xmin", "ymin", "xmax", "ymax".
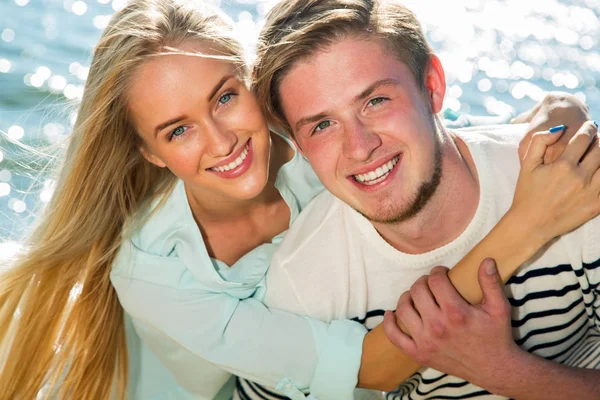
[
  {"xmin": 170, "ymin": 126, "xmax": 186, "ymax": 139},
  {"xmin": 369, "ymin": 97, "xmax": 386, "ymax": 106},
  {"xmin": 315, "ymin": 120, "xmax": 331, "ymax": 132},
  {"xmin": 218, "ymin": 93, "xmax": 232, "ymax": 105}
]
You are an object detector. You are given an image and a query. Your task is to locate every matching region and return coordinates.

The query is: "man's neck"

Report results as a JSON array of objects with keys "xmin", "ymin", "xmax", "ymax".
[{"xmin": 373, "ymin": 132, "xmax": 480, "ymax": 254}]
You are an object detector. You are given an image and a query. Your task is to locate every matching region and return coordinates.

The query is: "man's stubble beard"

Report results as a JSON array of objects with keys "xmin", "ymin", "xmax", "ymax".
[{"xmin": 356, "ymin": 134, "xmax": 443, "ymax": 225}]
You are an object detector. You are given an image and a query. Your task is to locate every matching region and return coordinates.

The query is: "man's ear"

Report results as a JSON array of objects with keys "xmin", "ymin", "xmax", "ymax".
[
  {"xmin": 138, "ymin": 144, "xmax": 167, "ymax": 168},
  {"xmin": 425, "ymin": 54, "xmax": 446, "ymax": 114},
  {"xmin": 288, "ymin": 133, "xmax": 305, "ymax": 157}
]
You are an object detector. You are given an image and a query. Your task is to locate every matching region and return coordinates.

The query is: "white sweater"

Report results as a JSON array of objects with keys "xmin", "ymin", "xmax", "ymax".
[{"xmin": 264, "ymin": 125, "xmax": 600, "ymax": 399}]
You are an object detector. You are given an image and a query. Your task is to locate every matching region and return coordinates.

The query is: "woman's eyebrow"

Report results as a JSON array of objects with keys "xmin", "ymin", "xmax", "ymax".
[{"xmin": 208, "ymin": 74, "xmax": 235, "ymax": 100}]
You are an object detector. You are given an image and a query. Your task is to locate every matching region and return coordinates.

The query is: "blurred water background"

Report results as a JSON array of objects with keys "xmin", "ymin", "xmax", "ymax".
[{"xmin": 0, "ymin": 0, "xmax": 599, "ymax": 258}]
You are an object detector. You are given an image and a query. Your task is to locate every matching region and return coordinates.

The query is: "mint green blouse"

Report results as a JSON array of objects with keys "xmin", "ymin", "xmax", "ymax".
[{"xmin": 111, "ymin": 134, "xmax": 368, "ymax": 400}]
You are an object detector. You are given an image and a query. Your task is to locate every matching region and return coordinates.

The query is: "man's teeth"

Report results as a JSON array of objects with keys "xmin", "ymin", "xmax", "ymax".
[
  {"xmin": 354, "ymin": 155, "xmax": 400, "ymax": 185},
  {"xmin": 211, "ymin": 144, "xmax": 249, "ymax": 172}
]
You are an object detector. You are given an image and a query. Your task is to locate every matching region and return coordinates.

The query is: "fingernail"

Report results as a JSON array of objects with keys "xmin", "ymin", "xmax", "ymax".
[
  {"xmin": 485, "ymin": 258, "xmax": 497, "ymax": 275},
  {"xmin": 594, "ymin": 121, "xmax": 598, "ymax": 128},
  {"xmin": 549, "ymin": 125, "xmax": 566, "ymax": 133}
]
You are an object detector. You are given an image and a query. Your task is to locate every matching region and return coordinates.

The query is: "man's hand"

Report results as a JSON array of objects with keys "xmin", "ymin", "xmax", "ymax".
[
  {"xmin": 516, "ymin": 91, "xmax": 591, "ymax": 164},
  {"xmin": 382, "ymin": 259, "xmax": 520, "ymax": 391},
  {"xmin": 383, "ymin": 258, "xmax": 600, "ymax": 400}
]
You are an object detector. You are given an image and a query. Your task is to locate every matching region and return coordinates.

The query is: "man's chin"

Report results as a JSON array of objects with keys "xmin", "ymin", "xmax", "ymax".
[{"xmin": 354, "ymin": 204, "xmax": 413, "ymax": 225}]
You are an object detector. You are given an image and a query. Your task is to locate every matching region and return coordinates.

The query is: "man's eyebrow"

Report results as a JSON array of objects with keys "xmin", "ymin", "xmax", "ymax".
[
  {"xmin": 154, "ymin": 115, "xmax": 188, "ymax": 137},
  {"xmin": 295, "ymin": 111, "xmax": 331, "ymax": 133},
  {"xmin": 294, "ymin": 79, "xmax": 400, "ymax": 133},
  {"xmin": 352, "ymin": 78, "xmax": 399, "ymax": 105}
]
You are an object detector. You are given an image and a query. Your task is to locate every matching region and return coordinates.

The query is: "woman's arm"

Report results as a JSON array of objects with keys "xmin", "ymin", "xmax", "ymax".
[
  {"xmin": 111, "ymin": 258, "xmax": 367, "ymax": 400},
  {"xmin": 358, "ymin": 120, "xmax": 600, "ymax": 390}
]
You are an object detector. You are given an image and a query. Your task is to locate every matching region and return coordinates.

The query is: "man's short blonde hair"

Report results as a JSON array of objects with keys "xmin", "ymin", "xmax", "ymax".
[{"xmin": 253, "ymin": 0, "xmax": 433, "ymax": 136}]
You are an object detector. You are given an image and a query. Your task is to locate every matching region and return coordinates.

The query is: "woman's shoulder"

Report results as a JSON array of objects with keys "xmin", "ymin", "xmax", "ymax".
[
  {"xmin": 112, "ymin": 181, "xmax": 212, "ymax": 282},
  {"xmin": 129, "ymin": 181, "xmax": 196, "ymax": 254},
  {"xmin": 273, "ymin": 132, "xmax": 325, "ymax": 211}
]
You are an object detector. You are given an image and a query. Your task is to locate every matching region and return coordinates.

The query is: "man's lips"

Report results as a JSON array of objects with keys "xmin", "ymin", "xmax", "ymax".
[{"xmin": 351, "ymin": 154, "xmax": 401, "ymax": 185}]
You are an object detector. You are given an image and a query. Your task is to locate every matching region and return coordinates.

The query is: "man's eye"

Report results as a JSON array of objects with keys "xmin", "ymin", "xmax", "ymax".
[
  {"xmin": 369, "ymin": 97, "xmax": 386, "ymax": 106},
  {"xmin": 315, "ymin": 120, "xmax": 331, "ymax": 132}
]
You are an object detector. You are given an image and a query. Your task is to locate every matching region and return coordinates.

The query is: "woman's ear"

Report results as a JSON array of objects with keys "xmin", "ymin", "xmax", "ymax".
[{"xmin": 138, "ymin": 144, "xmax": 167, "ymax": 168}]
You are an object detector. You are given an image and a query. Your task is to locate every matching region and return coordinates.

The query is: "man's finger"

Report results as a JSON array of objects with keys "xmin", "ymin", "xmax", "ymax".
[
  {"xmin": 478, "ymin": 258, "xmax": 509, "ymax": 316},
  {"xmin": 395, "ymin": 292, "xmax": 424, "ymax": 337},
  {"xmin": 383, "ymin": 310, "xmax": 416, "ymax": 352},
  {"xmin": 428, "ymin": 266, "xmax": 467, "ymax": 311},
  {"xmin": 410, "ymin": 275, "xmax": 440, "ymax": 320}
]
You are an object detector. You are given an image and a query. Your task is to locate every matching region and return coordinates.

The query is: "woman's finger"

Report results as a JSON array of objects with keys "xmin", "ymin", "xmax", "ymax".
[
  {"xmin": 521, "ymin": 126, "xmax": 565, "ymax": 172},
  {"xmin": 579, "ymin": 133, "xmax": 600, "ymax": 179},
  {"xmin": 559, "ymin": 121, "xmax": 598, "ymax": 164}
]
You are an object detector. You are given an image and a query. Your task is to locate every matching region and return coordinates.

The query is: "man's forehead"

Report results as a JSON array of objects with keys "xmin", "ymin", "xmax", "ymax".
[{"xmin": 278, "ymin": 38, "xmax": 411, "ymax": 120}]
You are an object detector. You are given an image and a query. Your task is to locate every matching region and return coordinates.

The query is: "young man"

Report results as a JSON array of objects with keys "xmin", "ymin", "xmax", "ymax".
[{"xmin": 252, "ymin": 0, "xmax": 600, "ymax": 398}]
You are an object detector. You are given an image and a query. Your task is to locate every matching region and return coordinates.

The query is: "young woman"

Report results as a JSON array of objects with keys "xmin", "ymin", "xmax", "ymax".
[{"xmin": 0, "ymin": 1, "xmax": 597, "ymax": 399}]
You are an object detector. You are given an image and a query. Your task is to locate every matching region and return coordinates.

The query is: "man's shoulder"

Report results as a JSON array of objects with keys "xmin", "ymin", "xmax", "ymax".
[
  {"xmin": 265, "ymin": 191, "xmax": 357, "ymax": 319},
  {"xmin": 454, "ymin": 123, "xmax": 526, "ymax": 148}
]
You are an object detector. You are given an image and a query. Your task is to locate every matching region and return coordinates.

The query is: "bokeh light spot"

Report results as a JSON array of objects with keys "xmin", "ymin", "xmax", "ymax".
[
  {"xmin": 2, "ymin": 29, "xmax": 15, "ymax": 42},
  {"xmin": 0, "ymin": 183, "xmax": 11, "ymax": 197},
  {"xmin": 7, "ymin": 125, "xmax": 25, "ymax": 141}
]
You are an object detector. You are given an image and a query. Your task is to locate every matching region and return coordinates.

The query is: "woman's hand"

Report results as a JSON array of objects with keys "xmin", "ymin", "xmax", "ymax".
[
  {"xmin": 516, "ymin": 92, "xmax": 591, "ymax": 164},
  {"xmin": 511, "ymin": 120, "xmax": 600, "ymax": 246}
]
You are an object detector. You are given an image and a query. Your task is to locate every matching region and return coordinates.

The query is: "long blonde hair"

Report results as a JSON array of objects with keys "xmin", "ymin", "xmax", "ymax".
[{"xmin": 0, "ymin": 1, "xmax": 245, "ymax": 398}]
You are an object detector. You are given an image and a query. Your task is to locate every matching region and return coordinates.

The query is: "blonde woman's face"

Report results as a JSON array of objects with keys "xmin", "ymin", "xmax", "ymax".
[{"xmin": 129, "ymin": 42, "xmax": 272, "ymax": 203}]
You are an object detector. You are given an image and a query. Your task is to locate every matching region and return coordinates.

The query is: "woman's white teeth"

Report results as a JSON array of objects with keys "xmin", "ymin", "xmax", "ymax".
[
  {"xmin": 212, "ymin": 144, "xmax": 249, "ymax": 172},
  {"xmin": 354, "ymin": 155, "xmax": 400, "ymax": 185}
]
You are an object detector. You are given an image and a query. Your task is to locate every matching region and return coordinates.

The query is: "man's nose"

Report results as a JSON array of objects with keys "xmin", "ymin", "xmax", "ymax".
[{"xmin": 342, "ymin": 118, "xmax": 382, "ymax": 161}]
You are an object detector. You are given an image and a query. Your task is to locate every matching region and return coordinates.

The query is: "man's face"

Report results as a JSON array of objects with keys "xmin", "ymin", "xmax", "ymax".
[{"xmin": 278, "ymin": 37, "xmax": 447, "ymax": 223}]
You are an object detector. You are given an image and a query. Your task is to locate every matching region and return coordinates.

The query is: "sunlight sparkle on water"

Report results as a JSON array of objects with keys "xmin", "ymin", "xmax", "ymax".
[
  {"xmin": 7, "ymin": 126, "xmax": 24, "ymax": 141},
  {"xmin": 2, "ymin": 29, "xmax": 15, "ymax": 43},
  {"xmin": 0, "ymin": 241, "xmax": 21, "ymax": 261},
  {"xmin": 484, "ymin": 96, "xmax": 514, "ymax": 116},
  {"xmin": 10, "ymin": 200, "xmax": 27, "ymax": 214},
  {"xmin": 478, "ymin": 79, "xmax": 492, "ymax": 92},
  {"xmin": 92, "ymin": 15, "xmax": 111, "ymax": 29},
  {"xmin": 72, "ymin": 1, "xmax": 88, "ymax": 15},
  {"xmin": 0, "ymin": 182, "xmax": 10, "ymax": 197},
  {"xmin": 111, "ymin": 0, "xmax": 127, "ymax": 11},
  {"xmin": 49, "ymin": 75, "xmax": 68, "ymax": 92},
  {"xmin": 44, "ymin": 123, "xmax": 66, "ymax": 142},
  {"xmin": 0, "ymin": 170, "xmax": 11, "ymax": 182},
  {"xmin": 0, "ymin": 59, "xmax": 12, "ymax": 74},
  {"xmin": 510, "ymin": 81, "xmax": 545, "ymax": 101},
  {"xmin": 63, "ymin": 84, "xmax": 84, "ymax": 100}
]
